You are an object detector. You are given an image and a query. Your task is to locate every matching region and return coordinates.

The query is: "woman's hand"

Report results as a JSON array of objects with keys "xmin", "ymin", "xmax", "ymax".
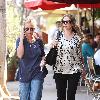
[
  {"xmin": 40, "ymin": 60, "xmax": 46, "ymax": 67},
  {"xmin": 50, "ymin": 40, "xmax": 58, "ymax": 48},
  {"xmin": 40, "ymin": 59, "xmax": 46, "ymax": 71},
  {"xmin": 33, "ymin": 32, "xmax": 39, "ymax": 39}
]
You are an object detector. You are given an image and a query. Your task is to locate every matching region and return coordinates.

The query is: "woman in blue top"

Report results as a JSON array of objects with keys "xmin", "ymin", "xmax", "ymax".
[
  {"xmin": 82, "ymin": 34, "xmax": 94, "ymax": 73},
  {"xmin": 16, "ymin": 19, "xmax": 47, "ymax": 100}
]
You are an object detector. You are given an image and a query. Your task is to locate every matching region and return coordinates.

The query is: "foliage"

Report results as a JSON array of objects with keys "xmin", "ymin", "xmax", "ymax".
[
  {"xmin": 7, "ymin": 51, "xmax": 18, "ymax": 70},
  {"xmin": 6, "ymin": 3, "xmax": 20, "ymax": 52},
  {"xmin": 6, "ymin": 1, "xmax": 21, "ymax": 69}
]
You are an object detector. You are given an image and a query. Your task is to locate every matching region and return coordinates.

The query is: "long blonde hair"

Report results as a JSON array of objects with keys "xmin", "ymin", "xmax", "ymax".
[{"xmin": 23, "ymin": 17, "xmax": 36, "ymax": 28}]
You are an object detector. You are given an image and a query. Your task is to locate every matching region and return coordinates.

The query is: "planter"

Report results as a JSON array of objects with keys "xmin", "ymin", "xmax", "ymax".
[{"xmin": 7, "ymin": 68, "xmax": 16, "ymax": 81}]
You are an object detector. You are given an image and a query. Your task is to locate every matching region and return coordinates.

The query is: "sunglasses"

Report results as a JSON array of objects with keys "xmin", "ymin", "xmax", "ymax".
[
  {"xmin": 62, "ymin": 20, "xmax": 72, "ymax": 24},
  {"xmin": 24, "ymin": 27, "xmax": 35, "ymax": 32}
]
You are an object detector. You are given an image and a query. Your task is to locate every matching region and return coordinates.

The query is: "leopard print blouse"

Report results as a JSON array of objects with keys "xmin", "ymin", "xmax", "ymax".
[{"xmin": 54, "ymin": 32, "xmax": 83, "ymax": 74}]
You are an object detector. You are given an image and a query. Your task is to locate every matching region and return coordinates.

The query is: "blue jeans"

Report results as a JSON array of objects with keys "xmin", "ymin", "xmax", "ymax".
[{"xmin": 19, "ymin": 79, "xmax": 44, "ymax": 100}]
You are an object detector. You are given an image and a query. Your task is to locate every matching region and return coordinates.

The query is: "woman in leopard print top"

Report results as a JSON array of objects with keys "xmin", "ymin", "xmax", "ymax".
[{"xmin": 51, "ymin": 14, "xmax": 83, "ymax": 100}]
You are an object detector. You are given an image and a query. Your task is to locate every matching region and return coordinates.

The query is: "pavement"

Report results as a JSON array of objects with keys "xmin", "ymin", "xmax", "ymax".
[{"xmin": 7, "ymin": 65, "xmax": 94, "ymax": 100}]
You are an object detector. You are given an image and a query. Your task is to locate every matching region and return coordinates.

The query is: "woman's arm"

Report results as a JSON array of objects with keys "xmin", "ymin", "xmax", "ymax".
[{"xmin": 16, "ymin": 33, "xmax": 24, "ymax": 59}]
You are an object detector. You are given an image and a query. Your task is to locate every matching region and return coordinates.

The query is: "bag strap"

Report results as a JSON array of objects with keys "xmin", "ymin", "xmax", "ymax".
[{"xmin": 56, "ymin": 31, "xmax": 62, "ymax": 41}]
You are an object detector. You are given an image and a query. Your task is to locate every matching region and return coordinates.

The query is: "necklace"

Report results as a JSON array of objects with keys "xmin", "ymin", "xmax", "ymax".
[{"xmin": 28, "ymin": 38, "xmax": 35, "ymax": 47}]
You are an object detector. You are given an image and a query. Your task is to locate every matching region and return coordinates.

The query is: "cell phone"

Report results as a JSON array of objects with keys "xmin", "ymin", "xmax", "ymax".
[{"xmin": 24, "ymin": 28, "xmax": 27, "ymax": 33}]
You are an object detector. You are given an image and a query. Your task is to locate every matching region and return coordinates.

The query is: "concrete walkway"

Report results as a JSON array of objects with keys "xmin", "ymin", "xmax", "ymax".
[{"xmin": 7, "ymin": 65, "xmax": 94, "ymax": 100}]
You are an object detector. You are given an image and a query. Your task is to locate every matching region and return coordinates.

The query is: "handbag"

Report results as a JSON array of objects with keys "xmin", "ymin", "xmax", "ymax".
[
  {"xmin": 46, "ymin": 31, "xmax": 62, "ymax": 66},
  {"xmin": 46, "ymin": 47, "xmax": 58, "ymax": 66}
]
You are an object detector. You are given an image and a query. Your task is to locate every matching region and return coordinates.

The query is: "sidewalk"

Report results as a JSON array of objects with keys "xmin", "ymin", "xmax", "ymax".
[{"xmin": 7, "ymin": 65, "xmax": 94, "ymax": 100}]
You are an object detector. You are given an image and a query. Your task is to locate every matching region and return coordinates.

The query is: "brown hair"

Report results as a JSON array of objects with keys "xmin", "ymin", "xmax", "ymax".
[
  {"xmin": 56, "ymin": 21, "xmax": 61, "ymax": 24},
  {"xmin": 61, "ymin": 14, "xmax": 76, "ymax": 25},
  {"xmin": 61, "ymin": 14, "xmax": 83, "ymax": 37},
  {"xmin": 61, "ymin": 14, "xmax": 75, "ymax": 33},
  {"xmin": 82, "ymin": 34, "xmax": 94, "ymax": 43}
]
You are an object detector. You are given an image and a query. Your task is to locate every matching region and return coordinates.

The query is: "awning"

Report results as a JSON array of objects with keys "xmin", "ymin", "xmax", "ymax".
[
  {"xmin": 47, "ymin": 0, "xmax": 100, "ymax": 4},
  {"xmin": 76, "ymin": 4, "xmax": 100, "ymax": 8},
  {"xmin": 24, "ymin": 0, "xmax": 70, "ymax": 10}
]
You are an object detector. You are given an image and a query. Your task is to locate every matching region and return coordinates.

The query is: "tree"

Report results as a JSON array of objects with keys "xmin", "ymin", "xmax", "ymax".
[{"xmin": 0, "ymin": 0, "xmax": 11, "ymax": 98}]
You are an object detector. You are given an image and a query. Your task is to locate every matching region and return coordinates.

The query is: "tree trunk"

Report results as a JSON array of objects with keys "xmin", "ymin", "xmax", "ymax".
[{"xmin": 0, "ymin": 0, "xmax": 10, "ymax": 98}]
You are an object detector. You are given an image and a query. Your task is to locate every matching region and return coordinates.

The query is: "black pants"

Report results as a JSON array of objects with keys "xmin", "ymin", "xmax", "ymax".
[{"xmin": 54, "ymin": 72, "xmax": 81, "ymax": 100}]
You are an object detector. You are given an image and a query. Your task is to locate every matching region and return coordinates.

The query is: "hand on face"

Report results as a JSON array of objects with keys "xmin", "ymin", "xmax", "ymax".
[{"xmin": 33, "ymin": 32, "xmax": 39, "ymax": 39}]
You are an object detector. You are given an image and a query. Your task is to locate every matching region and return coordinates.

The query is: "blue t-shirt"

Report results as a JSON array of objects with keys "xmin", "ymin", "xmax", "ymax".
[
  {"xmin": 16, "ymin": 38, "xmax": 47, "ymax": 83},
  {"xmin": 82, "ymin": 42, "xmax": 94, "ymax": 69}
]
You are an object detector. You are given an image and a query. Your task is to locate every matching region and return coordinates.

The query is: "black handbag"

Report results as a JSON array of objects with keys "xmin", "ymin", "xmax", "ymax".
[
  {"xmin": 46, "ymin": 31, "xmax": 62, "ymax": 66},
  {"xmin": 46, "ymin": 47, "xmax": 58, "ymax": 66}
]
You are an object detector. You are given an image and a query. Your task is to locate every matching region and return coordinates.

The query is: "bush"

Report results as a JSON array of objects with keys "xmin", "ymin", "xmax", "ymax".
[
  {"xmin": 7, "ymin": 51, "xmax": 19, "ymax": 81},
  {"xmin": 7, "ymin": 51, "xmax": 18, "ymax": 70}
]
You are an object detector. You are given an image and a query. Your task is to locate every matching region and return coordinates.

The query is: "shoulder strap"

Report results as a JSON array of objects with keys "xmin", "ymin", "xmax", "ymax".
[{"xmin": 57, "ymin": 31, "xmax": 62, "ymax": 41}]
